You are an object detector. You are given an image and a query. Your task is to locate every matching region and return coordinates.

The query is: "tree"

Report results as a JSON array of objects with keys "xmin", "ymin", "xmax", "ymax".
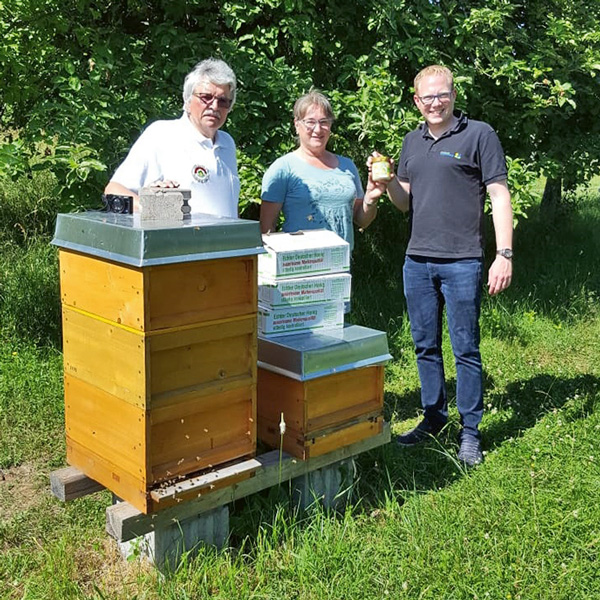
[
  {"xmin": 361, "ymin": 0, "xmax": 600, "ymax": 205},
  {"xmin": 1, "ymin": 0, "xmax": 599, "ymax": 216}
]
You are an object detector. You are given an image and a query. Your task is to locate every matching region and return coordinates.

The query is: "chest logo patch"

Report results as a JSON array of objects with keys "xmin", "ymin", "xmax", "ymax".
[
  {"xmin": 192, "ymin": 165, "xmax": 210, "ymax": 183},
  {"xmin": 440, "ymin": 151, "xmax": 462, "ymax": 160}
]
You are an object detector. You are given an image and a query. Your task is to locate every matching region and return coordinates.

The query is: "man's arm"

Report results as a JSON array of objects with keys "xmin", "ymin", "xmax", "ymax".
[
  {"xmin": 487, "ymin": 180, "xmax": 513, "ymax": 296},
  {"xmin": 386, "ymin": 177, "xmax": 410, "ymax": 213},
  {"xmin": 104, "ymin": 181, "xmax": 140, "ymax": 210}
]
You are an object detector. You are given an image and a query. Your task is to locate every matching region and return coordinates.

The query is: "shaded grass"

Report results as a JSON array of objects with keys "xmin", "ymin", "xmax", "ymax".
[
  {"xmin": 0, "ymin": 341, "xmax": 64, "ymax": 469},
  {"xmin": 0, "ymin": 171, "xmax": 59, "ymax": 247},
  {"xmin": 350, "ymin": 189, "xmax": 600, "ymax": 356},
  {"xmin": 0, "ymin": 241, "xmax": 61, "ymax": 347}
]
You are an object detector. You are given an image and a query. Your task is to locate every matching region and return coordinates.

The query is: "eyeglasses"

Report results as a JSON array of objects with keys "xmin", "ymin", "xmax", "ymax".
[
  {"xmin": 300, "ymin": 118, "xmax": 333, "ymax": 130},
  {"xmin": 193, "ymin": 92, "xmax": 233, "ymax": 109},
  {"xmin": 417, "ymin": 92, "xmax": 453, "ymax": 106}
]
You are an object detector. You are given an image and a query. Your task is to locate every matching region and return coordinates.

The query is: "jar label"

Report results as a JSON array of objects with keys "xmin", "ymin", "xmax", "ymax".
[{"xmin": 372, "ymin": 160, "xmax": 391, "ymax": 181}]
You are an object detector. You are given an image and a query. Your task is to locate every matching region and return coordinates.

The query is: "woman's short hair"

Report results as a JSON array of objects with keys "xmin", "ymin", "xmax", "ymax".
[
  {"xmin": 414, "ymin": 65, "xmax": 454, "ymax": 94},
  {"xmin": 183, "ymin": 58, "xmax": 237, "ymax": 110},
  {"xmin": 293, "ymin": 90, "xmax": 335, "ymax": 122}
]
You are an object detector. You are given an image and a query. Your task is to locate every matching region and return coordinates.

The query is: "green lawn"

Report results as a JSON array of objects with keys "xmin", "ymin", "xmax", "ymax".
[{"xmin": 1, "ymin": 188, "xmax": 599, "ymax": 599}]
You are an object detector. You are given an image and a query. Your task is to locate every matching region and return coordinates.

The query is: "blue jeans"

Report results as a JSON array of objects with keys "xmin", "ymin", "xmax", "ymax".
[{"xmin": 403, "ymin": 255, "xmax": 484, "ymax": 439}]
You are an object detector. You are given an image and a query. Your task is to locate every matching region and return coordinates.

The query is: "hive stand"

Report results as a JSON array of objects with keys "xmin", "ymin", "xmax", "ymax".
[
  {"xmin": 117, "ymin": 505, "xmax": 230, "ymax": 571},
  {"xmin": 51, "ymin": 424, "xmax": 389, "ymax": 571},
  {"xmin": 291, "ymin": 457, "xmax": 356, "ymax": 512}
]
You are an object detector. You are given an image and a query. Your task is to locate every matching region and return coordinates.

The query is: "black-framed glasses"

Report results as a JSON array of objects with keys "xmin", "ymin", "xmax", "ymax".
[
  {"xmin": 193, "ymin": 92, "xmax": 233, "ymax": 109},
  {"xmin": 417, "ymin": 92, "xmax": 453, "ymax": 106},
  {"xmin": 300, "ymin": 118, "xmax": 333, "ymax": 130}
]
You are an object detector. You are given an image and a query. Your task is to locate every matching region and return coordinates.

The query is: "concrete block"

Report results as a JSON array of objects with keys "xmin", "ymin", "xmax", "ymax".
[
  {"xmin": 291, "ymin": 458, "xmax": 356, "ymax": 512},
  {"xmin": 138, "ymin": 187, "xmax": 192, "ymax": 222},
  {"xmin": 118, "ymin": 505, "xmax": 229, "ymax": 571}
]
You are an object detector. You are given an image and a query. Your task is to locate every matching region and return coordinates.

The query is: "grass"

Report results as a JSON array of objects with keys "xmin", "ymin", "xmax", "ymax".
[{"xmin": 0, "ymin": 185, "xmax": 599, "ymax": 599}]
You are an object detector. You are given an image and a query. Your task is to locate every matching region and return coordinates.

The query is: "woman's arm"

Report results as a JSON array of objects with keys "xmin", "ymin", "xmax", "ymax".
[{"xmin": 260, "ymin": 201, "xmax": 283, "ymax": 234}]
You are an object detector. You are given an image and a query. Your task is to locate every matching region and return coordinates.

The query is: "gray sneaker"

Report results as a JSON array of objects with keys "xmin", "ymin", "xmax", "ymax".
[
  {"xmin": 458, "ymin": 434, "xmax": 483, "ymax": 466},
  {"xmin": 396, "ymin": 419, "xmax": 442, "ymax": 446}
]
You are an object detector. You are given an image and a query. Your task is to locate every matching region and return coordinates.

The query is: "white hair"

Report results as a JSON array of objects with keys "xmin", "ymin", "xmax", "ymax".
[{"xmin": 182, "ymin": 58, "xmax": 237, "ymax": 110}]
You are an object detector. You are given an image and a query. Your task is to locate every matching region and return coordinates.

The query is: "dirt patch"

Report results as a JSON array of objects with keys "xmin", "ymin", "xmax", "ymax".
[
  {"xmin": 1, "ymin": 463, "xmax": 159, "ymax": 597},
  {"xmin": 75, "ymin": 538, "xmax": 159, "ymax": 599},
  {"xmin": 0, "ymin": 462, "xmax": 48, "ymax": 520}
]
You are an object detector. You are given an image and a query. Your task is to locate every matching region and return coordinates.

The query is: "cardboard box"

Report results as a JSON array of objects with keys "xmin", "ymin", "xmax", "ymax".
[
  {"xmin": 258, "ymin": 302, "xmax": 344, "ymax": 337},
  {"xmin": 259, "ymin": 230, "xmax": 350, "ymax": 280},
  {"xmin": 258, "ymin": 272, "xmax": 351, "ymax": 308}
]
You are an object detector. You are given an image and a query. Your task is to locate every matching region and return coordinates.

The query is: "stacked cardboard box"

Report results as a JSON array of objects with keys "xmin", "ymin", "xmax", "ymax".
[{"xmin": 258, "ymin": 230, "xmax": 350, "ymax": 337}]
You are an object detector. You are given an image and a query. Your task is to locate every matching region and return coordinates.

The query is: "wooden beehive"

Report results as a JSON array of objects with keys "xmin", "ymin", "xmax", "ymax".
[
  {"xmin": 257, "ymin": 365, "xmax": 384, "ymax": 460},
  {"xmin": 56, "ymin": 213, "xmax": 262, "ymax": 513}
]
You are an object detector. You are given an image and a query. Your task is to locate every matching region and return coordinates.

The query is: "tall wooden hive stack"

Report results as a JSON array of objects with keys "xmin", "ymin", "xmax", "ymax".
[{"xmin": 52, "ymin": 211, "xmax": 264, "ymax": 513}]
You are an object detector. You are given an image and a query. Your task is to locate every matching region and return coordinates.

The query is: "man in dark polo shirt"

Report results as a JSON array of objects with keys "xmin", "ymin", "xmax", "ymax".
[{"xmin": 385, "ymin": 65, "xmax": 513, "ymax": 466}]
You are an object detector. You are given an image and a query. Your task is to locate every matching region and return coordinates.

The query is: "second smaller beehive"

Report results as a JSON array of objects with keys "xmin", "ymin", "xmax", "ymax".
[{"xmin": 257, "ymin": 325, "xmax": 392, "ymax": 459}]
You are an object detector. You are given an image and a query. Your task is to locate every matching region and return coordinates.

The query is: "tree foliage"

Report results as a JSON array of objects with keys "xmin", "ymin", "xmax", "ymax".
[{"xmin": 1, "ymin": 0, "xmax": 599, "ymax": 214}]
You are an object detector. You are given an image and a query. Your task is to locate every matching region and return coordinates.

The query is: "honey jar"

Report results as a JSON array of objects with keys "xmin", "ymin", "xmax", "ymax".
[{"xmin": 371, "ymin": 155, "xmax": 392, "ymax": 182}]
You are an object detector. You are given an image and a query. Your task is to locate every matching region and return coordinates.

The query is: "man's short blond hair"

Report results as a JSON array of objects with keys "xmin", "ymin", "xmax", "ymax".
[{"xmin": 414, "ymin": 65, "xmax": 454, "ymax": 94}]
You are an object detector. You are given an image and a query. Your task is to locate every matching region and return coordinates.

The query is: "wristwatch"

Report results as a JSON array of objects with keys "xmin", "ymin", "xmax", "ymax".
[{"xmin": 496, "ymin": 248, "xmax": 514, "ymax": 259}]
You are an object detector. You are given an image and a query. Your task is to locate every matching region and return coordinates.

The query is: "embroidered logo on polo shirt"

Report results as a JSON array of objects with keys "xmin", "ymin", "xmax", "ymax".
[
  {"xmin": 192, "ymin": 165, "xmax": 210, "ymax": 183},
  {"xmin": 440, "ymin": 151, "xmax": 462, "ymax": 160}
]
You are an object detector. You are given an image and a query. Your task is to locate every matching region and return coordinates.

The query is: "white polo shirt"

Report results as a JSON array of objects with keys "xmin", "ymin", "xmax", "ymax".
[{"xmin": 110, "ymin": 114, "xmax": 240, "ymax": 218}]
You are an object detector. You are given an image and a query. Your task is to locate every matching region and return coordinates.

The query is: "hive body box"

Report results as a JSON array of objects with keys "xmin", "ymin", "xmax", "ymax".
[
  {"xmin": 53, "ymin": 211, "xmax": 264, "ymax": 513},
  {"xmin": 257, "ymin": 326, "xmax": 392, "ymax": 459}
]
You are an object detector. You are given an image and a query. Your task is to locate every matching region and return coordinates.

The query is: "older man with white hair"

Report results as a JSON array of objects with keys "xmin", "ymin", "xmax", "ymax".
[{"xmin": 104, "ymin": 58, "xmax": 239, "ymax": 217}]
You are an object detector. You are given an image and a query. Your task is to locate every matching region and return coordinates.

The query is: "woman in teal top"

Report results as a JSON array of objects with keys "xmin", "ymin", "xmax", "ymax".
[{"xmin": 260, "ymin": 91, "xmax": 385, "ymax": 250}]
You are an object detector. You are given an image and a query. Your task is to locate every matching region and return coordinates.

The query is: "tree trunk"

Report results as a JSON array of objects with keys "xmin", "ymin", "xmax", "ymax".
[{"xmin": 541, "ymin": 177, "xmax": 562, "ymax": 212}]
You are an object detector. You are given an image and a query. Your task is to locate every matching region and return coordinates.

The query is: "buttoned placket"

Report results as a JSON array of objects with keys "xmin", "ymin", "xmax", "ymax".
[{"xmin": 423, "ymin": 120, "xmax": 460, "ymax": 156}]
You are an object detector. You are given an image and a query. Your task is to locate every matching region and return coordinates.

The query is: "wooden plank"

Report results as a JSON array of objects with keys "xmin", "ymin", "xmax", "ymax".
[
  {"xmin": 257, "ymin": 368, "xmax": 305, "ymax": 432},
  {"xmin": 149, "ymin": 317, "xmax": 256, "ymax": 395},
  {"xmin": 106, "ymin": 423, "xmax": 390, "ymax": 542},
  {"xmin": 65, "ymin": 375, "xmax": 147, "ymax": 478},
  {"xmin": 147, "ymin": 256, "xmax": 257, "ymax": 330},
  {"xmin": 258, "ymin": 414, "xmax": 383, "ymax": 460},
  {"xmin": 150, "ymin": 384, "xmax": 255, "ymax": 482},
  {"xmin": 151, "ymin": 437, "xmax": 255, "ymax": 483},
  {"xmin": 50, "ymin": 466, "xmax": 105, "ymax": 501},
  {"xmin": 307, "ymin": 417, "xmax": 383, "ymax": 458},
  {"xmin": 306, "ymin": 401, "xmax": 382, "ymax": 435},
  {"xmin": 62, "ymin": 307, "xmax": 148, "ymax": 408},
  {"xmin": 305, "ymin": 366, "xmax": 384, "ymax": 422},
  {"xmin": 59, "ymin": 250, "xmax": 146, "ymax": 331},
  {"xmin": 150, "ymin": 378, "xmax": 254, "ymax": 421},
  {"xmin": 147, "ymin": 314, "xmax": 255, "ymax": 352},
  {"xmin": 68, "ymin": 437, "xmax": 150, "ymax": 514},
  {"xmin": 148, "ymin": 472, "xmax": 252, "ymax": 512},
  {"xmin": 150, "ymin": 457, "xmax": 261, "ymax": 506},
  {"xmin": 59, "ymin": 251, "xmax": 257, "ymax": 332},
  {"xmin": 150, "ymin": 374, "xmax": 254, "ymax": 412}
]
